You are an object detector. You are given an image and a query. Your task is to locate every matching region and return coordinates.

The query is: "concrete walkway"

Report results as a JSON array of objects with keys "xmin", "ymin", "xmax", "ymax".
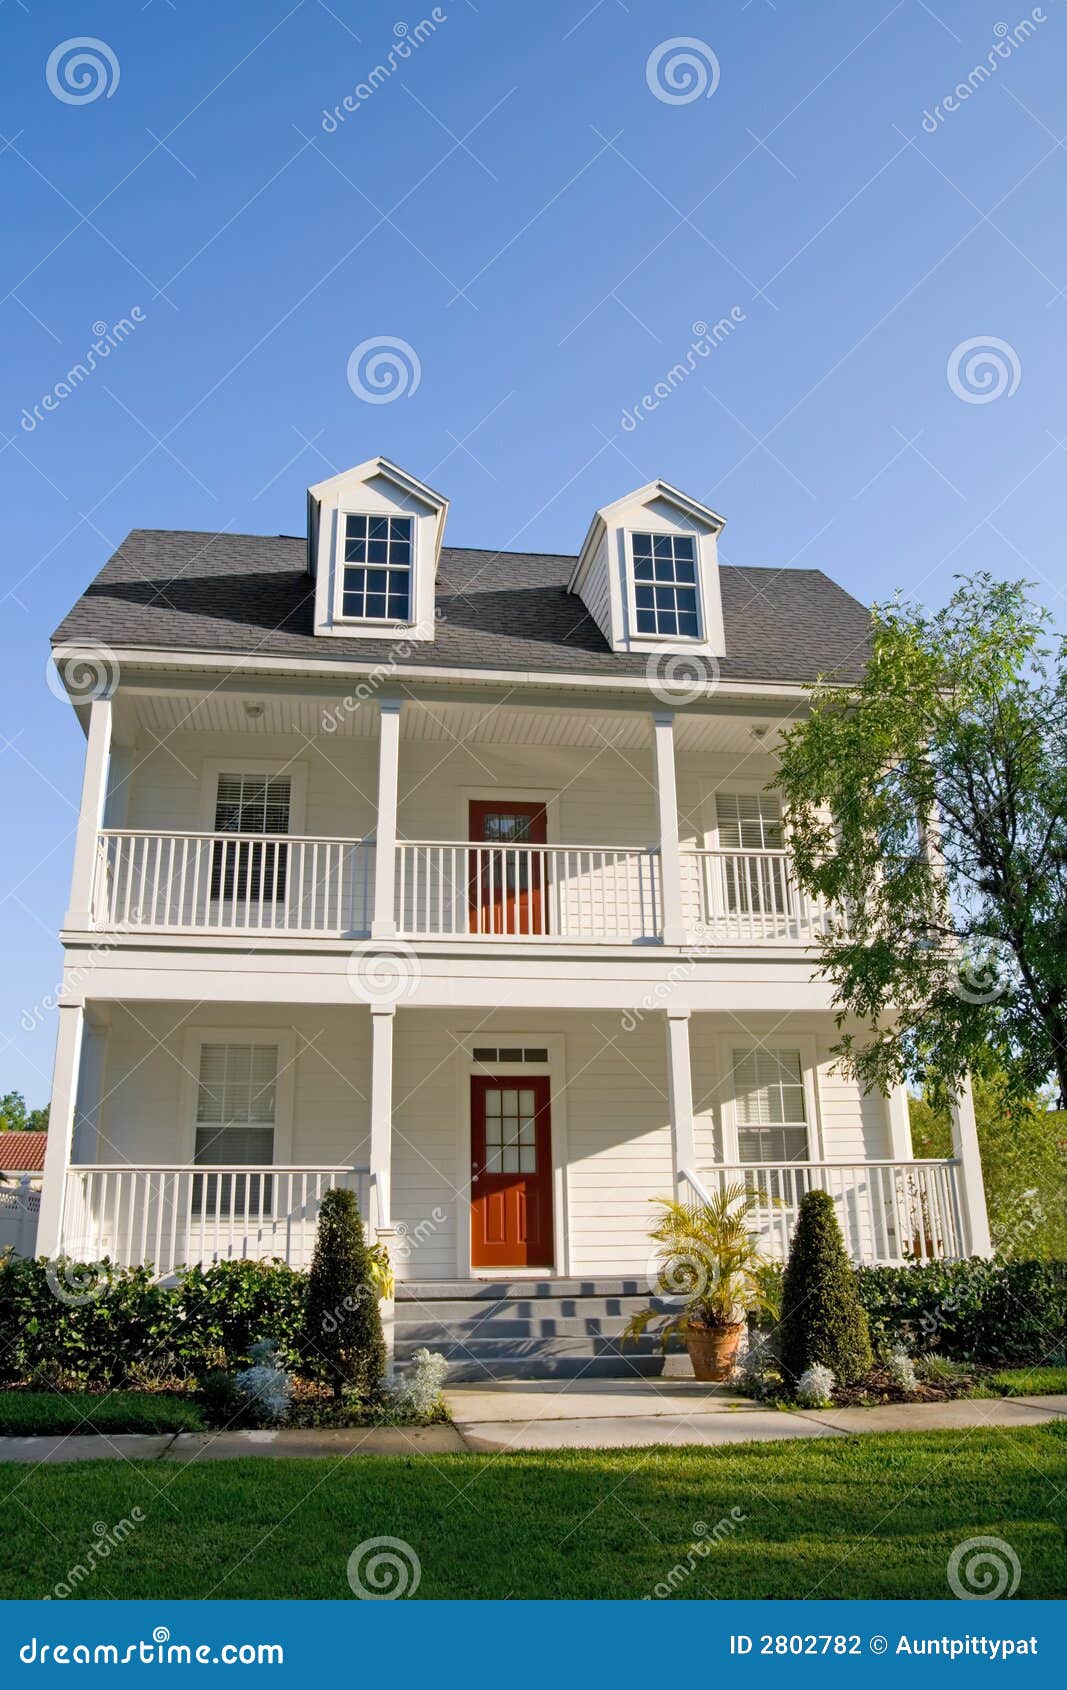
[
  {"xmin": 0, "ymin": 1391, "xmax": 1063, "ymax": 1462},
  {"xmin": 443, "ymin": 1382, "xmax": 1067, "ymax": 1453}
]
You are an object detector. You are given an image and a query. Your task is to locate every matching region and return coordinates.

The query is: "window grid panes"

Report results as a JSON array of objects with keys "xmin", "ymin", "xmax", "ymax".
[
  {"xmin": 483, "ymin": 1087, "xmax": 538, "ymax": 1175},
  {"xmin": 733, "ymin": 1047, "xmax": 808, "ymax": 1163},
  {"xmin": 715, "ymin": 793, "xmax": 784, "ymax": 851},
  {"xmin": 194, "ymin": 1043, "xmax": 277, "ymax": 1218},
  {"xmin": 211, "ymin": 774, "xmax": 290, "ymax": 902},
  {"xmin": 630, "ymin": 532, "xmax": 700, "ymax": 638},
  {"xmin": 342, "ymin": 514, "xmax": 412, "ymax": 621},
  {"xmin": 715, "ymin": 794, "xmax": 789, "ymax": 915}
]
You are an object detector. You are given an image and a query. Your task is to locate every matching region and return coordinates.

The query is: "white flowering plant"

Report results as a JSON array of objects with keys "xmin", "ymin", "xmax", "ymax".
[{"xmin": 795, "ymin": 1363, "xmax": 836, "ymax": 1408}]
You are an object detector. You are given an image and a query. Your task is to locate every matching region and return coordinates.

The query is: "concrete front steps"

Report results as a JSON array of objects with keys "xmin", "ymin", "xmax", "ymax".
[{"xmin": 394, "ymin": 1278, "xmax": 683, "ymax": 1381}]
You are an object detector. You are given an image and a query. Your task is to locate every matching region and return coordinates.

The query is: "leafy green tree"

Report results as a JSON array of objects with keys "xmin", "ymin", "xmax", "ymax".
[
  {"xmin": 0, "ymin": 1092, "xmax": 48, "ymax": 1133},
  {"xmin": 910, "ymin": 1074, "xmax": 1066, "ymax": 1260},
  {"xmin": 303, "ymin": 1187, "xmax": 385, "ymax": 1399},
  {"xmin": 778, "ymin": 575, "xmax": 1067, "ymax": 1108},
  {"xmin": 779, "ymin": 1190, "xmax": 873, "ymax": 1385}
]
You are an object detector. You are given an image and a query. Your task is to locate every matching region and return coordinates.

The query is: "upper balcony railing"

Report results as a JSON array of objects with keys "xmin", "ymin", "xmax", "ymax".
[{"xmin": 89, "ymin": 830, "xmax": 834, "ymax": 949}]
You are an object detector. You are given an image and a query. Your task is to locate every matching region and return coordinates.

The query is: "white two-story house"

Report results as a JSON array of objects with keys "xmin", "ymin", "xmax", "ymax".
[{"xmin": 39, "ymin": 458, "xmax": 990, "ymax": 1376}]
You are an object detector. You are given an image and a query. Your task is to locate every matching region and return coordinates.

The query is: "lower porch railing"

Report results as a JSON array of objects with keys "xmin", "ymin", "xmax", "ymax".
[
  {"xmin": 59, "ymin": 1165, "xmax": 370, "ymax": 1277},
  {"xmin": 690, "ymin": 1160, "xmax": 966, "ymax": 1264}
]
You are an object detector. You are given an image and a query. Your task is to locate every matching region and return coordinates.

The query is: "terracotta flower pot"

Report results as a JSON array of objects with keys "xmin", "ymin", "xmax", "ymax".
[{"xmin": 685, "ymin": 1320, "xmax": 745, "ymax": 1382}]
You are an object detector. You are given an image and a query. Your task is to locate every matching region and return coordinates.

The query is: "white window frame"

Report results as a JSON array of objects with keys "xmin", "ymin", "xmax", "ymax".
[
  {"xmin": 332, "ymin": 509, "xmax": 417, "ymax": 631},
  {"xmin": 625, "ymin": 529, "xmax": 704, "ymax": 646},
  {"xmin": 180, "ymin": 1027, "xmax": 297, "ymax": 1166},
  {"xmin": 716, "ymin": 1032, "xmax": 824, "ymax": 1164},
  {"xmin": 198, "ymin": 759, "xmax": 307, "ymax": 837},
  {"xmin": 702, "ymin": 780, "xmax": 785, "ymax": 852}
]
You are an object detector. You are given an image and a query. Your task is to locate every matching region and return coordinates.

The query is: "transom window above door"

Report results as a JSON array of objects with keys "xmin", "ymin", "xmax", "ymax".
[
  {"xmin": 629, "ymin": 531, "xmax": 700, "ymax": 638},
  {"xmin": 483, "ymin": 1086, "xmax": 538, "ymax": 1173},
  {"xmin": 732, "ymin": 1046, "xmax": 809, "ymax": 1163},
  {"xmin": 341, "ymin": 513, "xmax": 413, "ymax": 621}
]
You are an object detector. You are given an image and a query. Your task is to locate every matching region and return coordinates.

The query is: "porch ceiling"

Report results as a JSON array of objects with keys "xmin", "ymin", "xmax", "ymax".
[{"xmin": 124, "ymin": 691, "xmax": 791, "ymax": 754}]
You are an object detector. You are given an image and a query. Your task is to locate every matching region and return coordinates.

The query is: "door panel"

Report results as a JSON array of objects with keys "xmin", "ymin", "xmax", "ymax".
[
  {"xmin": 468, "ymin": 800, "xmax": 548, "ymax": 936},
  {"xmin": 470, "ymin": 1075, "xmax": 553, "ymax": 1268}
]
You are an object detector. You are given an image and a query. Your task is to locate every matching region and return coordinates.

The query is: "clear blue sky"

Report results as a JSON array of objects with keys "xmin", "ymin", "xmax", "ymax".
[{"xmin": 1, "ymin": 0, "xmax": 1064, "ymax": 1103}]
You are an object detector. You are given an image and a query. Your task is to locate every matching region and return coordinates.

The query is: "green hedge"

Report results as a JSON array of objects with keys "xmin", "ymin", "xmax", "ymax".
[
  {"xmin": 0, "ymin": 1255, "xmax": 308, "ymax": 1389},
  {"xmin": 855, "ymin": 1259, "xmax": 1067, "ymax": 1365}
]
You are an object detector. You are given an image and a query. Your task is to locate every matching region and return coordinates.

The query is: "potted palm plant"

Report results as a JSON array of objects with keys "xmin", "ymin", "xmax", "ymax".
[{"xmin": 623, "ymin": 1183, "xmax": 775, "ymax": 1381}]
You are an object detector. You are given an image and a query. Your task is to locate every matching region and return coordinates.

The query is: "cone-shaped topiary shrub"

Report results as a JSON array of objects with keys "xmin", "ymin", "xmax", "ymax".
[
  {"xmin": 779, "ymin": 1189, "xmax": 873, "ymax": 1386},
  {"xmin": 304, "ymin": 1187, "xmax": 385, "ymax": 1399}
]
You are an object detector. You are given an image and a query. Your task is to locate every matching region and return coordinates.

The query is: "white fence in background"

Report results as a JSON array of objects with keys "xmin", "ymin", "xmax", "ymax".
[
  {"xmin": 0, "ymin": 1178, "xmax": 40, "ymax": 1258},
  {"xmin": 59, "ymin": 1165, "xmax": 371, "ymax": 1277}
]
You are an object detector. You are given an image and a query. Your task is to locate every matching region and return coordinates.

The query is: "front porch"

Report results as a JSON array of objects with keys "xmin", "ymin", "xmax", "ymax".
[{"xmin": 39, "ymin": 1002, "xmax": 989, "ymax": 1284}]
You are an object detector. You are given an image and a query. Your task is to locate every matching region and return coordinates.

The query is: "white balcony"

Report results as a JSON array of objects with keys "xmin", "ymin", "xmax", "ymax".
[
  {"xmin": 94, "ymin": 830, "xmax": 375, "ymax": 935},
  {"xmin": 59, "ymin": 1164, "xmax": 370, "ymax": 1278},
  {"xmin": 696, "ymin": 1160, "xmax": 966, "ymax": 1265},
  {"xmin": 89, "ymin": 830, "xmax": 836, "ymax": 949}
]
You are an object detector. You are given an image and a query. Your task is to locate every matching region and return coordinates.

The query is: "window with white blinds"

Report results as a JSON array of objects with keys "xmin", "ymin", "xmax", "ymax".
[
  {"xmin": 210, "ymin": 774, "xmax": 291, "ymax": 902},
  {"xmin": 194, "ymin": 1043, "xmax": 277, "ymax": 1166},
  {"xmin": 732, "ymin": 1046, "xmax": 809, "ymax": 1162},
  {"xmin": 715, "ymin": 793, "xmax": 784, "ymax": 850},
  {"xmin": 715, "ymin": 794, "xmax": 790, "ymax": 916}
]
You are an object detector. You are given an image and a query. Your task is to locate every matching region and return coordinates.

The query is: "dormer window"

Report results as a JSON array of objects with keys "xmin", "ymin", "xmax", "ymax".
[
  {"xmin": 629, "ymin": 531, "xmax": 701, "ymax": 639},
  {"xmin": 340, "ymin": 513, "xmax": 413, "ymax": 622}
]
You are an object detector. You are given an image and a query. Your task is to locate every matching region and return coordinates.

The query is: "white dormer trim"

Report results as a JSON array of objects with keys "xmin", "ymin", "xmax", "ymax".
[
  {"xmin": 569, "ymin": 480, "xmax": 726, "ymax": 658},
  {"xmin": 308, "ymin": 457, "xmax": 448, "ymax": 642}
]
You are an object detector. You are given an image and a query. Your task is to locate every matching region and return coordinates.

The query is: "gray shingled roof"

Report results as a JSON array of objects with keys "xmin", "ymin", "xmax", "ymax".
[{"xmin": 52, "ymin": 530, "xmax": 871, "ymax": 685}]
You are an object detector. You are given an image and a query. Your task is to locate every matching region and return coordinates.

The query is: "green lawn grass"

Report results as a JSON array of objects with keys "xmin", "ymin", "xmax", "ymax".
[
  {"xmin": 0, "ymin": 1392, "xmax": 203, "ymax": 1437},
  {"xmin": 982, "ymin": 1366, "xmax": 1067, "ymax": 1398},
  {"xmin": 1, "ymin": 1425, "xmax": 1065, "ymax": 1600}
]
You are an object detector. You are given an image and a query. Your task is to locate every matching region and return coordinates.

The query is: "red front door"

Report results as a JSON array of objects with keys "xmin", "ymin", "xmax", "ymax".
[
  {"xmin": 468, "ymin": 800, "xmax": 548, "ymax": 936},
  {"xmin": 470, "ymin": 1075, "xmax": 554, "ymax": 1269}
]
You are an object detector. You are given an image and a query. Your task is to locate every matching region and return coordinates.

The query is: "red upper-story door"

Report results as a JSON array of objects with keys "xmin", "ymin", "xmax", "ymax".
[
  {"xmin": 470, "ymin": 1075, "xmax": 554, "ymax": 1269},
  {"xmin": 468, "ymin": 800, "xmax": 548, "ymax": 936}
]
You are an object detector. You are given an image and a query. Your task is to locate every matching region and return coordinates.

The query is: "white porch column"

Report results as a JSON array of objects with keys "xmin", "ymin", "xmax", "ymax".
[
  {"xmin": 368, "ymin": 1003, "xmax": 396, "ymax": 1376},
  {"xmin": 652, "ymin": 709, "xmax": 685, "ymax": 946},
  {"xmin": 887, "ymin": 1083, "xmax": 914, "ymax": 1159},
  {"xmin": 665, "ymin": 1010, "xmax": 697, "ymax": 1195},
  {"xmin": 949, "ymin": 1077, "xmax": 992, "ymax": 1258},
  {"xmin": 371, "ymin": 697, "xmax": 402, "ymax": 939},
  {"xmin": 36, "ymin": 1002, "xmax": 85, "ymax": 1257},
  {"xmin": 368, "ymin": 1004, "xmax": 395, "ymax": 1231},
  {"xmin": 64, "ymin": 697, "xmax": 113, "ymax": 930}
]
